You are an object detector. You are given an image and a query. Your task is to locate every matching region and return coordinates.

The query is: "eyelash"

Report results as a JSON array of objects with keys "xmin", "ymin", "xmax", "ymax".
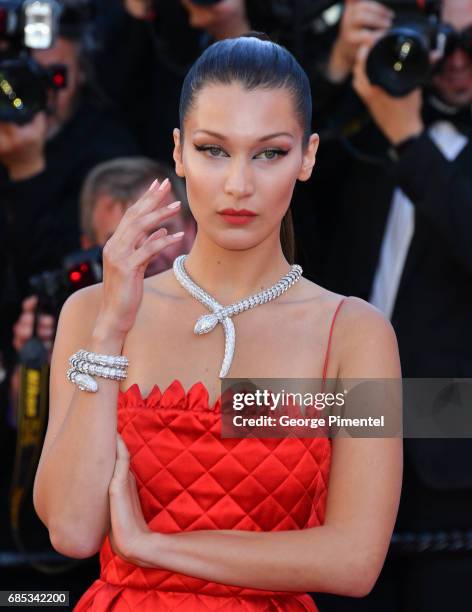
[{"xmin": 194, "ymin": 144, "xmax": 289, "ymax": 160}]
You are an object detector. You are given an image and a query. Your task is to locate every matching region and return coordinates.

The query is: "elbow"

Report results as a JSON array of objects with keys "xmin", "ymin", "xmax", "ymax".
[
  {"xmin": 49, "ymin": 522, "xmax": 103, "ymax": 559},
  {"xmin": 33, "ymin": 481, "xmax": 105, "ymax": 559},
  {"xmin": 338, "ymin": 557, "xmax": 382, "ymax": 598},
  {"xmin": 343, "ymin": 576, "xmax": 377, "ymax": 599}
]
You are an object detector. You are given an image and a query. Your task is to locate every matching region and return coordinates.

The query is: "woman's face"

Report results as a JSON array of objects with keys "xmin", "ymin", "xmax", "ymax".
[{"xmin": 173, "ymin": 82, "xmax": 318, "ymax": 253}]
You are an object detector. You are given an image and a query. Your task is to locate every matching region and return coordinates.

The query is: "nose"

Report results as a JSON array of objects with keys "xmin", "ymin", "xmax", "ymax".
[{"xmin": 223, "ymin": 156, "xmax": 255, "ymax": 199}]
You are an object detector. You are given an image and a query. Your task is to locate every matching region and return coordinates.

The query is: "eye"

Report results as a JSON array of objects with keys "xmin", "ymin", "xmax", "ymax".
[
  {"xmin": 254, "ymin": 148, "xmax": 289, "ymax": 160},
  {"xmin": 194, "ymin": 144, "xmax": 227, "ymax": 158}
]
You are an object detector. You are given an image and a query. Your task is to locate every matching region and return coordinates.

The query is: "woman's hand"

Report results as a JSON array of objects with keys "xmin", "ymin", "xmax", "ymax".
[
  {"xmin": 108, "ymin": 434, "xmax": 155, "ymax": 567},
  {"xmin": 95, "ymin": 178, "xmax": 184, "ymax": 338}
]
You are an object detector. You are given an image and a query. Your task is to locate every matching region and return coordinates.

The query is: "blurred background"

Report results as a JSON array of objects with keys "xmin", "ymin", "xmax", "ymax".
[{"xmin": 0, "ymin": 0, "xmax": 471, "ymax": 609}]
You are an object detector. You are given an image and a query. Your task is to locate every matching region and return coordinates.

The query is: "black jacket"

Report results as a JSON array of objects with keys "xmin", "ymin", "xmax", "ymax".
[{"xmin": 293, "ymin": 109, "xmax": 472, "ymax": 530}]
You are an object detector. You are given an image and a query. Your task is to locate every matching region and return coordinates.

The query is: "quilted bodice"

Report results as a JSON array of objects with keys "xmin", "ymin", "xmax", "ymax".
[{"xmin": 99, "ymin": 380, "xmax": 332, "ymax": 599}]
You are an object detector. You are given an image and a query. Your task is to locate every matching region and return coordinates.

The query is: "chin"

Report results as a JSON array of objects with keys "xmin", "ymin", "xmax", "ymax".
[
  {"xmin": 210, "ymin": 231, "xmax": 267, "ymax": 253},
  {"xmin": 432, "ymin": 78, "xmax": 472, "ymax": 108},
  {"xmin": 434, "ymin": 84, "xmax": 471, "ymax": 106}
]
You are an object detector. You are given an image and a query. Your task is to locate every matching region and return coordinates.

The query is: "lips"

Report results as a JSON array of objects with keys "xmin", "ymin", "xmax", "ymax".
[
  {"xmin": 218, "ymin": 208, "xmax": 257, "ymax": 226},
  {"xmin": 219, "ymin": 209, "xmax": 256, "ymax": 216}
]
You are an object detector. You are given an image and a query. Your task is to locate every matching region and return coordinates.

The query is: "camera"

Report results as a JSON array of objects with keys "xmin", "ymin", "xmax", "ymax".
[
  {"xmin": 29, "ymin": 246, "xmax": 103, "ymax": 316},
  {"xmin": 365, "ymin": 0, "xmax": 448, "ymax": 96},
  {"xmin": 0, "ymin": 0, "xmax": 67, "ymax": 123}
]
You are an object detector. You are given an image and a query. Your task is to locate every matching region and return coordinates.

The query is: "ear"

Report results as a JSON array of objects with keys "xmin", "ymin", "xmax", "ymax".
[
  {"xmin": 297, "ymin": 133, "xmax": 319, "ymax": 182},
  {"xmin": 173, "ymin": 128, "xmax": 185, "ymax": 178}
]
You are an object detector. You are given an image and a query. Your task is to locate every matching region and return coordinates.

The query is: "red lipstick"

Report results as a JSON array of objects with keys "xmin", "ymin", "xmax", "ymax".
[{"xmin": 218, "ymin": 208, "xmax": 257, "ymax": 225}]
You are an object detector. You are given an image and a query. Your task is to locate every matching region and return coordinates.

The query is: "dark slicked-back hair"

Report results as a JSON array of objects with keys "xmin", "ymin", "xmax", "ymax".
[
  {"xmin": 178, "ymin": 34, "xmax": 312, "ymax": 262},
  {"xmin": 179, "ymin": 33, "xmax": 312, "ymax": 148}
]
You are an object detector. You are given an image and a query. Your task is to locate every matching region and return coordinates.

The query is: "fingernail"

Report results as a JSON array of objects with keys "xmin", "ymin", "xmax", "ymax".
[
  {"xmin": 159, "ymin": 178, "xmax": 170, "ymax": 191},
  {"xmin": 148, "ymin": 179, "xmax": 158, "ymax": 191},
  {"xmin": 167, "ymin": 201, "xmax": 181, "ymax": 209},
  {"xmin": 171, "ymin": 231, "xmax": 184, "ymax": 238}
]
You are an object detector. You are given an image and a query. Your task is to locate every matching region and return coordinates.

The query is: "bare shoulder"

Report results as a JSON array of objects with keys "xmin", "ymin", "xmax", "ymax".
[
  {"xmin": 60, "ymin": 282, "xmax": 104, "ymax": 323},
  {"xmin": 333, "ymin": 296, "xmax": 401, "ymax": 378},
  {"xmin": 296, "ymin": 276, "xmax": 348, "ymax": 317},
  {"xmin": 296, "ymin": 278, "xmax": 400, "ymax": 378},
  {"xmin": 335, "ymin": 295, "xmax": 397, "ymax": 347}
]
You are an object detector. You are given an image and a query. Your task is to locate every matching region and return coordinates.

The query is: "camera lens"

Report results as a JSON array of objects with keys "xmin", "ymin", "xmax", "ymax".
[
  {"xmin": 0, "ymin": 57, "xmax": 46, "ymax": 123},
  {"xmin": 366, "ymin": 27, "xmax": 432, "ymax": 96}
]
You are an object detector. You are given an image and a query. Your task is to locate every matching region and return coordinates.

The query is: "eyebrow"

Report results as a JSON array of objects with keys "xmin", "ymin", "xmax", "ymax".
[{"xmin": 192, "ymin": 129, "xmax": 294, "ymax": 142}]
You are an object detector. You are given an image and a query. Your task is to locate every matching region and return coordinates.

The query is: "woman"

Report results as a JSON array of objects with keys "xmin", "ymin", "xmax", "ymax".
[{"xmin": 33, "ymin": 35, "xmax": 402, "ymax": 610}]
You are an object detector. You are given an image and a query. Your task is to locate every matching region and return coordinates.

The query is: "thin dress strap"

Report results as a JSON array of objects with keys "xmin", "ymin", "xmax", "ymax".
[{"xmin": 321, "ymin": 297, "xmax": 347, "ymax": 384}]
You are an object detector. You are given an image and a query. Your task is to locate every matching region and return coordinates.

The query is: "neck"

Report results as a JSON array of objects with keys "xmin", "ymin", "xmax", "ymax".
[{"xmin": 181, "ymin": 232, "xmax": 293, "ymax": 304}]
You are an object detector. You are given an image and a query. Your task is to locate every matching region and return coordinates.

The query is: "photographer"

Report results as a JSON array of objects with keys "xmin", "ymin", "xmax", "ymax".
[
  {"xmin": 295, "ymin": 0, "xmax": 472, "ymax": 610},
  {"xmin": 0, "ymin": 4, "xmax": 138, "ymax": 378}
]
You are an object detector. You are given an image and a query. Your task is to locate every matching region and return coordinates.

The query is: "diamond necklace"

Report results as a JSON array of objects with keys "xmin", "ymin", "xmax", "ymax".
[{"xmin": 172, "ymin": 255, "xmax": 303, "ymax": 378}]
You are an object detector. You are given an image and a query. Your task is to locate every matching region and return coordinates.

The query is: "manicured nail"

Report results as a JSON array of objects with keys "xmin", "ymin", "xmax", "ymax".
[
  {"xmin": 167, "ymin": 201, "xmax": 181, "ymax": 209},
  {"xmin": 148, "ymin": 179, "xmax": 158, "ymax": 191},
  {"xmin": 171, "ymin": 231, "xmax": 184, "ymax": 238},
  {"xmin": 159, "ymin": 178, "xmax": 170, "ymax": 191}
]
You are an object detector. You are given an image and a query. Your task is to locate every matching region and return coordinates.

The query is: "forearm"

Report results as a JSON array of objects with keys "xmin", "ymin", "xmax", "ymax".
[
  {"xmin": 138, "ymin": 526, "xmax": 367, "ymax": 596},
  {"xmin": 34, "ymin": 328, "xmax": 125, "ymax": 557}
]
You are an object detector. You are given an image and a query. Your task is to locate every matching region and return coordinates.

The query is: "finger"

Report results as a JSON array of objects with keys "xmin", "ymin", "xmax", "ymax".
[
  {"xmin": 128, "ymin": 472, "xmax": 142, "ymax": 512},
  {"xmin": 123, "ymin": 177, "xmax": 172, "ymax": 220},
  {"xmin": 352, "ymin": 45, "xmax": 372, "ymax": 94},
  {"xmin": 116, "ymin": 434, "xmax": 130, "ymax": 461},
  {"xmin": 110, "ymin": 435, "xmax": 130, "ymax": 490},
  {"xmin": 353, "ymin": 1, "xmax": 394, "ymax": 21},
  {"xmin": 131, "ymin": 230, "xmax": 185, "ymax": 269},
  {"xmin": 351, "ymin": 10, "xmax": 392, "ymax": 31},
  {"xmin": 22, "ymin": 295, "xmax": 38, "ymax": 312},
  {"xmin": 136, "ymin": 226, "xmax": 167, "ymax": 250},
  {"xmin": 109, "ymin": 479, "xmax": 135, "ymax": 557},
  {"xmin": 355, "ymin": 43, "xmax": 370, "ymax": 72},
  {"xmin": 129, "ymin": 201, "xmax": 181, "ymax": 243},
  {"xmin": 127, "ymin": 471, "xmax": 150, "ymax": 532},
  {"xmin": 351, "ymin": 29, "xmax": 385, "ymax": 50},
  {"xmin": 13, "ymin": 312, "xmax": 34, "ymax": 334},
  {"xmin": 116, "ymin": 200, "xmax": 182, "ymax": 249}
]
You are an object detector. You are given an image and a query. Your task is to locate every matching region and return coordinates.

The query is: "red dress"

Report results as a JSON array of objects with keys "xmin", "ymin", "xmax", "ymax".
[{"xmin": 74, "ymin": 299, "xmax": 345, "ymax": 611}]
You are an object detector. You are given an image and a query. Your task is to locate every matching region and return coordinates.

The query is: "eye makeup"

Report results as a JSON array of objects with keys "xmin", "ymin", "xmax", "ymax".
[{"xmin": 193, "ymin": 144, "xmax": 290, "ymax": 159}]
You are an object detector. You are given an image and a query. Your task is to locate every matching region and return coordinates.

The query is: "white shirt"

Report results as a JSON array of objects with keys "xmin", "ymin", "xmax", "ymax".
[{"xmin": 369, "ymin": 121, "xmax": 469, "ymax": 319}]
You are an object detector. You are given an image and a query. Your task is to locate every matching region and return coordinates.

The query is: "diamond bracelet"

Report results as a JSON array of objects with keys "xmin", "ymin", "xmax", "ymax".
[
  {"xmin": 67, "ymin": 349, "xmax": 128, "ymax": 393},
  {"xmin": 70, "ymin": 349, "xmax": 128, "ymax": 369}
]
